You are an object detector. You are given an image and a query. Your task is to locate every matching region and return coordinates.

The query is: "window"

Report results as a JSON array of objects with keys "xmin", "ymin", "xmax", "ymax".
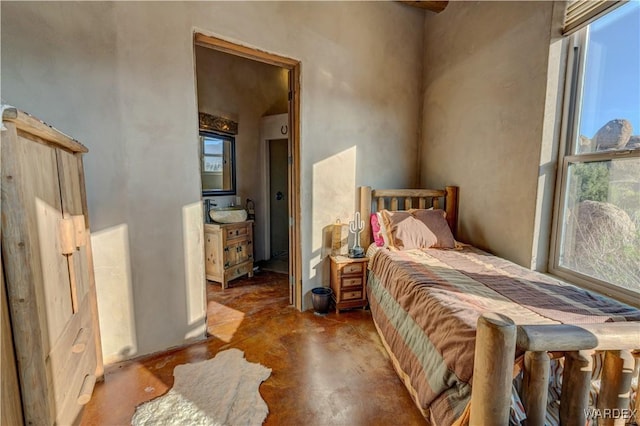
[
  {"xmin": 551, "ymin": 1, "xmax": 640, "ymax": 301},
  {"xmin": 200, "ymin": 131, "xmax": 236, "ymax": 196}
]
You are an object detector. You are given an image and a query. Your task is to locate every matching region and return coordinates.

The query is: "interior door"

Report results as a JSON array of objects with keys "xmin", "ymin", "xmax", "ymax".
[{"xmin": 269, "ymin": 139, "xmax": 289, "ymax": 259}]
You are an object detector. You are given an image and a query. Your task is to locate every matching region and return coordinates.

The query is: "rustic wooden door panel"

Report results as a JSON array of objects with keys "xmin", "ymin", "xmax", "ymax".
[
  {"xmin": 55, "ymin": 325, "xmax": 96, "ymax": 426},
  {"xmin": 57, "ymin": 149, "xmax": 91, "ymax": 306},
  {"xmin": 6, "ymin": 132, "xmax": 74, "ymax": 352},
  {"xmin": 47, "ymin": 294, "xmax": 93, "ymax": 409},
  {"xmin": 56, "ymin": 149, "xmax": 83, "ymax": 215},
  {"xmin": 38, "ymin": 200, "xmax": 75, "ymax": 347},
  {"xmin": 2, "ymin": 109, "xmax": 103, "ymax": 425},
  {"xmin": 2, "ymin": 126, "xmax": 62, "ymax": 423}
]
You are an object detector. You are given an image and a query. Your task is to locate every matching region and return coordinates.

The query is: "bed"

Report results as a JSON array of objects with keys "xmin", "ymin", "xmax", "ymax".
[{"xmin": 358, "ymin": 186, "xmax": 640, "ymax": 426}]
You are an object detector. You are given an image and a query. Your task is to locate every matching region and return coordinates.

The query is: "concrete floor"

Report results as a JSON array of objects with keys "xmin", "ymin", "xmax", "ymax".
[
  {"xmin": 256, "ymin": 256, "xmax": 288, "ymax": 274},
  {"xmin": 80, "ymin": 271, "xmax": 426, "ymax": 425}
]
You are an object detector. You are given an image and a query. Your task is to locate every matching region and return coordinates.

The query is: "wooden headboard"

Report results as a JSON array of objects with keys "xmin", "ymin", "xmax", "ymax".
[{"xmin": 358, "ymin": 186, "xmax": 459, "ymax": 247}]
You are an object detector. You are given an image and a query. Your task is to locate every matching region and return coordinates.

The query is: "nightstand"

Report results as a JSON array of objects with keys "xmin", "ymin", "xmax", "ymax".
[{"xmin": 329, "ymin": 255, "xmax": 369, "ymax": 312}]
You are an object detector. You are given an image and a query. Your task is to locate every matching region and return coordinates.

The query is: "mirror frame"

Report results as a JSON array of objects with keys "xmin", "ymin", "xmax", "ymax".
[{"xmin": 199, "ymin": 112, "xmax": 238, "ymax": 196}]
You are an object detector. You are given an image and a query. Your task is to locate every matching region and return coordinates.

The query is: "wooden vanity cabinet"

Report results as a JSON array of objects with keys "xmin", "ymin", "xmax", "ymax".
[
  {"xmin": 1, "ymin": 107, "xmax": 103, "ymax": 425},
  {"xmin": 204, "ymin": 221, "xmax": 254, "ymax": 288}
]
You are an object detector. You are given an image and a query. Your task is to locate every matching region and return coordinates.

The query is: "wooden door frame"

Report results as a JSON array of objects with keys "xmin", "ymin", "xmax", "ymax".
[{"xmin": 194, "ymin": 33, "xmax": 302, "ymax": 310}]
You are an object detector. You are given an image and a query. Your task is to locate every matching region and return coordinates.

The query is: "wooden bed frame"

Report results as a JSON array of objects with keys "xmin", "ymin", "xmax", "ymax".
[
  {"xmin": 358, "ymin": 186, "xmax": 459, "ymax": 248},
  {"xmin": 358, "ymin": 186, "xmax": 640, "ymax": 426}
]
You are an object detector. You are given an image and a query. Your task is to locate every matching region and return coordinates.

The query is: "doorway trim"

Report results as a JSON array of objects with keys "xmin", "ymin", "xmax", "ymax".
[{"xmin": 194, "ymin": 33, "xmax": 303, "ymax": 310}]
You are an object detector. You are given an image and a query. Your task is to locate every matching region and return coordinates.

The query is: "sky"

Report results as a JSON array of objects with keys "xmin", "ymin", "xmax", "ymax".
[{"xmin": 579, "ymin": 1, "xmax": 640, "ymax": 139}]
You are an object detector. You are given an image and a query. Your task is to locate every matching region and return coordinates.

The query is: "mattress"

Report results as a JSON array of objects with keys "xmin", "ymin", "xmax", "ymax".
[{"xmin": 366, "ymin": 245, "xmax": 640, "ymax": 425}]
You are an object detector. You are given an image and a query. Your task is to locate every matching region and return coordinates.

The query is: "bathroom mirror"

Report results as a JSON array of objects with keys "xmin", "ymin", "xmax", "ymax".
[
  {"xmin": 200, "ymin": 131, "xmax": 236, "ymax": 195},
  {"xmin": 199, "ymin": 112, "xmax": 238, "ymax": 196}
]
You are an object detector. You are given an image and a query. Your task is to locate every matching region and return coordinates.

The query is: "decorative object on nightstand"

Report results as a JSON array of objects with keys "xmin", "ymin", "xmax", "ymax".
[
  {"xmin": 331, "ymin": 218, "xmax": 349, "ymax": 256},
  {"xmin": 348, "ymin": 211, "xmax": 365, "ymax": 258},
  {"xmin": 329, "ymin": 255, "xmax": 368, "ymax": 312},
  {"xmin": 204, "ymin": 220, "xmax": 254, "ymax": 289}
]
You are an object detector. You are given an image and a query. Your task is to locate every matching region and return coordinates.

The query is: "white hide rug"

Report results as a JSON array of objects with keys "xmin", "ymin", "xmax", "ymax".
[{"xmin": 131, "ymin": 348, "xmax": 271, "ymax": 426}]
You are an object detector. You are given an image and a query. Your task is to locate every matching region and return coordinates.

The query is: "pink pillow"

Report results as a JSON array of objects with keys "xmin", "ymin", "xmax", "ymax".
[{"xmin": 370, "ymin": 213, "xmax": 385, "ymax": 247}]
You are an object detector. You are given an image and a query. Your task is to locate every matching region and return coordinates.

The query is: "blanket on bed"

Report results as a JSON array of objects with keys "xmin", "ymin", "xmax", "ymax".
[{"xmin": 367, "ymin": 246, "xmax": 640, "ymax": 425}]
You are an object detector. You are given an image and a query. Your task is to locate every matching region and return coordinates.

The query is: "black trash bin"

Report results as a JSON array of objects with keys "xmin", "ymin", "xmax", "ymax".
[{"xmin": 311, "ymin": 287, "xmax": 332, "ymax": 315}]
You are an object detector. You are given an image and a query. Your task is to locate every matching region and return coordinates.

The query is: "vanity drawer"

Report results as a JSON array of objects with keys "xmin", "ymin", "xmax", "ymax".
[
  {"xmin": 224, "ymin": 261, "xmax": 254, "ymax": 283},
  {"xmin": 226, "ymin": 225, "xmax": 250, "ymax": 240}
]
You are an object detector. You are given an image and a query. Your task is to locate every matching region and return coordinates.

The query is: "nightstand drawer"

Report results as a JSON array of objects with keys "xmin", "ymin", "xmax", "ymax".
[
  {"xmin": 342, "ymin": 263, "xmax": 364, "ymax": 275},
  {"xmin": 341, "ymin": 276, "xmax": 362, "ymax": 288},
  {"xmin": 342, "ymin": 290, "xmax": 363, "ymax": 300}
]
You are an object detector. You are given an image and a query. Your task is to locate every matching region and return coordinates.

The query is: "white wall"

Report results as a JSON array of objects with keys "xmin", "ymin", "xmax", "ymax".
[
  {"xmin": 419, "ymin": 1, "xmax": 561, "ymax": 268},
  {"xmin": 1, "ymin": 1, "xmax": 424, "ymax": 360}
]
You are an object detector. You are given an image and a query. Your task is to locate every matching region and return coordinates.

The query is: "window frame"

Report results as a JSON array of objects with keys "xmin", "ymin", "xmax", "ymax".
[
  {"xmin": 549, "ymin": 19, "xmax": 640, "ymax": 305},
  {"xmin": 200, "ymin": 130, "xmax": 236, "ymax": 196}
]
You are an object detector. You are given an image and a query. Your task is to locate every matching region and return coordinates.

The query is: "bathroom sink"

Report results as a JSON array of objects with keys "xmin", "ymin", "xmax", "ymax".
[{"xmin": 209, "ymin": 206, "xmax": 248, "ymax": 224}]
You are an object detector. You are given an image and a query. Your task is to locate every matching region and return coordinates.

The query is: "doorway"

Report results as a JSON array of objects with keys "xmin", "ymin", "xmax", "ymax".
[
  {"xmin": 267, "ymin": 138, "xmax": 288, "ymax": 273},
  {"xmin": 194, "ymin": 33, "xmax": 302, "ymax": 310}
]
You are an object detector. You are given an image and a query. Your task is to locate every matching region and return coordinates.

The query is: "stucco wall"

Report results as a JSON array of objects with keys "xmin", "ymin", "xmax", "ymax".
[
  {"xmin": 195, "ymin": 46, "xmax": 289, "ymax": 261},
  {"xmin": 1, "ymin": 1, "xmax": 424, "ymax": 360},
  {"xmin": 419, "ymin": 1, "xmax": 557, "ymax": 267}
]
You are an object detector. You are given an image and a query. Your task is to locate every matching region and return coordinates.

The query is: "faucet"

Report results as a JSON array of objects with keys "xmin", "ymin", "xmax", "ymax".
[{"xmin": 204, "ymin": 199, "xmax": 217, "ymax": 222}]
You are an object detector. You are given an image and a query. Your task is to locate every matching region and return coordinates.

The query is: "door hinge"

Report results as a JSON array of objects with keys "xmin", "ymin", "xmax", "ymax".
[
  {"xmin": 288, "ymin": 91, "xmax": 293, "ymax": 101},
  {"xmin": 288, "ymin": 156, "xmax": 293, "ymax": 165}
]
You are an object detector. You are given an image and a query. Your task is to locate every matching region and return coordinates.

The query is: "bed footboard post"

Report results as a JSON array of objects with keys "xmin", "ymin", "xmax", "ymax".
[
  {"xmin": 560, "ymin": 350, "xmax": 593, "ymax": 426},
  {"xmin": 469, "ymin": 313, "xmax": 516, "ymax": 426},
  {"xmin": 522, "ymin": 351, "xmax": 550, "ymax": 426},
  {"xmin": 597, "ymin": 350, "xmax": 634, "ymax": 426}
]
